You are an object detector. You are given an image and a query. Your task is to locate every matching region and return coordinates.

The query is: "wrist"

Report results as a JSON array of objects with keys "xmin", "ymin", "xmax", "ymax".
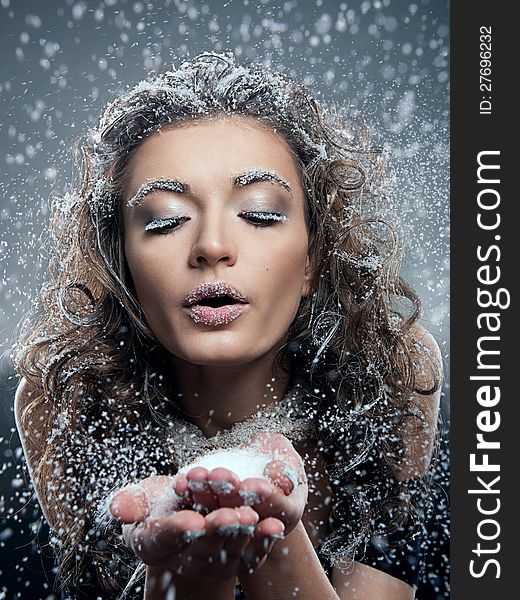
[
  {"xmin": 238, "ymin": 522, "xmax": 338, "ymax": 600},
  {"xmin": 145, "ymin": 566, "xmax": 235, "ymax": 600},
  {"xmin": 241, "ymin": 520, "xmax": 310, "ymax": 579}
]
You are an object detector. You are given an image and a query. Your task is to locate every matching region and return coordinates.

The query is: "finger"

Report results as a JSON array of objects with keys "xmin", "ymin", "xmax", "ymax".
[
  {"xmin": 185, "ymin": 467, "xmax": 219, "ymax": 512},
  {"xmin": 264, "ymin": 460, "xmax": 299, "ymax": 495},
  {"xmin": 207, "ymin": 467, "xmax": 241, "ymax": 507},
  {"xmin": 205, "ymin": 507, "xmax": 258, "ymax": 576},
  {"xmin": 177, "ymin": 508, "xmax": 237, "ymax": 573},
  {"xmin": 255, "ymin": 516, "xmax": 285, "ymax": 538},
  {"xmin": 238, "ymin": 477, "xmax": 277, "ymax": 509},
  {"xmin": 205, "ymin": 507, "xmax": 244, "ymax": 537},
  {"xmin": 174, "ymin": 472, "xmax": 190, "ymax": 499},
  {"xmin": 139, "ymin": 475, "xmax": 182, "ymax": 519},
  {"xmin": 110, "ymin": 486, "xmax": 149, "ymax": 523},
  {"xmin": 238, "ymin": 478, "xmax": 302, "ymax": 529},
  {"xmin": 124, "ymin": 510, "xmax": 206, "ymax": 563},
  {"xmin": 184, "ymin": 466, "xmax": 209, "ymax": 491},
  {"xmin": 236, "ymin": 506, "xmax": 260, "ymax": 529},
  {"xmin": 250, "ymin": 433, "xmax": 307, "ymax": 491},
  {"xmin": 220, "ymin": 511, "xmax": 257, "ymax": 567},
  {"xmin": 241, "ymin": 517, "xmax": 285, "ymax": 574},
  {"xmin": 227, "ymin": 505, "xmax": 258, "ymax": 545}
]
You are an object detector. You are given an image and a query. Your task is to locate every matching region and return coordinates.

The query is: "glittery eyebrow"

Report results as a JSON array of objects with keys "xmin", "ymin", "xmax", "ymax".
[
  {"xmin": 126, "ymin": 178, "xmax": 188, "ymax": 207},
  {"xmin": 232, "ymin": 168, "xmax": 293, "ymax": 196},
  {"xmin": 126, "ymin": 168, "xmax": 292, "ymax": 208}
]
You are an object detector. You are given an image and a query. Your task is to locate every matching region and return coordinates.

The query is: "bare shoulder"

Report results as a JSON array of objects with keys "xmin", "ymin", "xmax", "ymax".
[
  {"xmin": 408, "ymin": 322, "xmax": 441, "ymax": 351},
  {"xmin": 14, "ymin": 377, "xmax": 59, "ymax": 527},
  {"xmin": 406, "ymin": 323, "xmax": 443, "ymax": 388},
  {"xmin": 14, "ymin": 376, "xmax": 38, "ymax": 417},
  {"xmin": 396, "ymin": 324, "xmax": 444, "ymax": 480},
  {"xmin": 14, "ymin": 377, "xmax": 51, "ymax": 475},
  {"xmin": 332, "ymin": 561, "xmax": 415, "ymax": 600}
]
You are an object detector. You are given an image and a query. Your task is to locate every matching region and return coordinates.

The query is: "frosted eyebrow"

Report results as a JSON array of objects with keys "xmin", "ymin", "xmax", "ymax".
[
  {"xmin": 127, "ymin": 168, "xmax": 292, "ymax": 207},
  {"xmin": 126, "ymin": 178, "xmax": 188, "ymax": 207},
  {"xmin": 233, "ymin": 168, "xmax": 292, "ymax": 196}
]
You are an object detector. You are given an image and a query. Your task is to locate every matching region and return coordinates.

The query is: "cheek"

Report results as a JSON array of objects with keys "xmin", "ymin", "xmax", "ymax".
[
  {"xmin": 124, "ymin": 242, "xmax": 168, "ymax": 306},
  {"xmin": 125, "ymin": 243, "xmax": 146, "ymax": 287},
  {"xmin": 259, "ymin": 239, "xmax": 309, "ymax": 298}
]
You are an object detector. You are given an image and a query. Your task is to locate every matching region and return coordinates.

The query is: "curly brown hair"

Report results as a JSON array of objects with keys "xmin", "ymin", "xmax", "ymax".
[{"xmin": 13, "ymin": 51, "xmax": 440, "ymax": 596}]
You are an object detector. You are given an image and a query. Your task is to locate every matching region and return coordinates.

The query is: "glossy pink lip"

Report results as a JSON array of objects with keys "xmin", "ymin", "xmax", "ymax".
[{"xmin": 183, "ymin": 281, "xmax": 249, "ymax": 326}]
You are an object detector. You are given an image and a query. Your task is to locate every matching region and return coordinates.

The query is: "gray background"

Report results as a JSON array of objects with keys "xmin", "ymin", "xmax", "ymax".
[
  {"xmin": 0, "ymin": 0, "xmax": 449, "ymax": 596},
  {"xmin": 0, "ymin": 0, "xmax": 449, "ymax": 372}
]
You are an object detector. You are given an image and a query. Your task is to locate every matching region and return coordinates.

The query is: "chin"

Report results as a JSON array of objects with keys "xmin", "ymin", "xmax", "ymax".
[
  {"xmin": 183, "ymin": 347, "xmax": 263, "ymax": 366},
  {"xmin": 169, "ymin": 337, "xmax": 274, "ymax": 367},
  {"xmin": 156, "ymin": 322, "xmax": 284, "ymax": 366}
]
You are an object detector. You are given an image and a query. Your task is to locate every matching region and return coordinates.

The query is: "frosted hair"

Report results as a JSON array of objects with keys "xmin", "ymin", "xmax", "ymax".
[{"xmin": 14, "ymin": 52, "xmax": 440, "ymax": 595}]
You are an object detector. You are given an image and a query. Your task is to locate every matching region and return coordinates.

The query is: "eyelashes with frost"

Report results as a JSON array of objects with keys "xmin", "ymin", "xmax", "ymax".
[
  {"xmin": 145, "ymin": 217, "xmax": 186, "ymax": 231},
  {"xmin": 240, "ymin": 211, "xmax": 288, "ymax": 223},
  {"xmin": 144, "ymin": 212, "xmax": 288, "ymax": 231}
]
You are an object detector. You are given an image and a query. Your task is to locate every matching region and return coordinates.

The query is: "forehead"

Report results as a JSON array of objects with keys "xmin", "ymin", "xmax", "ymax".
[{"xmin": 123, "ymin": 116, "xmax": 302, "ymax": 193}]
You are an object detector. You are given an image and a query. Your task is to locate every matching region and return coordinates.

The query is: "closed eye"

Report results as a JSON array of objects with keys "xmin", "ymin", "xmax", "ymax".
[
  {"xmin": 145, "ymin": 216, "xmax": 190, "ymax": 234},
  {"xmin": 239, "ymin": 211, "xmax": 288, "ymax": 227}
]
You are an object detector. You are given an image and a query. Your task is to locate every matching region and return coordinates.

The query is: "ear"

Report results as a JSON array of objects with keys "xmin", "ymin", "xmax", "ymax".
[{"xmin": 301, "ymin": 255, "xmax": 313, "ymax": 297}]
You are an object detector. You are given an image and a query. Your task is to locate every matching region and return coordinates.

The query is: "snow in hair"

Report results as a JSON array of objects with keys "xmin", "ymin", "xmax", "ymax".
[{"xmin": 88, "ymin": 52, "xmax": 334, "ymax": 179}]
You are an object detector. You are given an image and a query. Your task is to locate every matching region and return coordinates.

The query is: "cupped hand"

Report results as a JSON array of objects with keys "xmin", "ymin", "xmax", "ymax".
[
  {"xmin": 109, "ymin": 474, "xmax": 284, "ymax": 580},
  {"xmin": 175, "ymin": 432, "xmax": 308, "ymax": 536}
]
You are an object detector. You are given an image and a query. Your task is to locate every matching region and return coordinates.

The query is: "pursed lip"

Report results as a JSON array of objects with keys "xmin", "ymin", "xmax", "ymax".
[{"xmin": 182, "ymin": 281, "xmax": 249, "ymax": 308}]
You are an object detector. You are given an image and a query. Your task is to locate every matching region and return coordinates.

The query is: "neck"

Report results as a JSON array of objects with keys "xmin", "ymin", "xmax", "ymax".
[{"xmin": 167, "ymin": 349, "xmax": 290, "ymax": 437}]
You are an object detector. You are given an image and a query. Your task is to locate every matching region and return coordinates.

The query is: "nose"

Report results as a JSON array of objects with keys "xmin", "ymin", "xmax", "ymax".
[{"xmin": 188, "ymin": 213, "xmax": 237, "ymax": 268}]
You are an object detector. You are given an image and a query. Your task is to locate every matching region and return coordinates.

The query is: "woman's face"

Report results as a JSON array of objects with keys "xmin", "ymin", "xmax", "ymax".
[{"xmin": 122, "ymin": 116, "xmax": 311, "ymax": 366}]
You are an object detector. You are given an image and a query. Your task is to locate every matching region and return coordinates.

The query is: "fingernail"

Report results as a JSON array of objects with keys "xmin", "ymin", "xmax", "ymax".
[
  {"xmin": 238, "ymin": 524, "xmax": 255, "ymax": 535},
  {"xmin": 187, "ymin": 479, "xmax": 207, "ymax": 493},
  {"xmin": 209, "ymin": 479, "xmax": 235, "ymax": 494},
  {"xmin": 181, "ymin": 529, "xmax": 205, "ymax": 543},
  {"xmin": 217, "ymin": 524, "xmax": 241, "ymax": 537},
  {"xmin": 283, "ymin": 467, "xmax": 299, "ymax": 490},
  {"xmin": 238, "ymin": 489, "xmax": 261, "ymax": 506}
]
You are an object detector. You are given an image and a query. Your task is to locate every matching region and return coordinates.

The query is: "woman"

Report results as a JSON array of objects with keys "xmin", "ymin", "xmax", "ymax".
[{"xmin": 13, "ymin": 51, "xmax": 442, "ymax": 599}]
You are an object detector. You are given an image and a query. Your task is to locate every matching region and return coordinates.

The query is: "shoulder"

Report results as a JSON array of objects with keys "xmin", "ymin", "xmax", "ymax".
[
  {"xmin": 14, "ymin": 377, "xmax": 50, "ymax": 450},
  {"xmin": 332, "ymin": 561, "xmax": 415, "ymax": 600},
  {"xmin": 15, "ymin": 377, "xmax": 38, "ymax": 436},
  {"xmin": 14, "ymin": 376, "xmax": 53, "ymax": 467},
  {"xmin": 14, "ymin": 378, "xmax": 57, "ymax": 522},
  {"xmin": 406, "ymin": 323, "xmax": 443, "ymax": 389},
  {"xmin": 396, "ymin": 324, "xmax": 444, "ymax": 480},
  {"xmin": 407, "ymin": 322, "xmax": 441, "ymax": 354},
  {"xmin": 14, "ymin": 376, "xmax": 36, "ymax": 415}
]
